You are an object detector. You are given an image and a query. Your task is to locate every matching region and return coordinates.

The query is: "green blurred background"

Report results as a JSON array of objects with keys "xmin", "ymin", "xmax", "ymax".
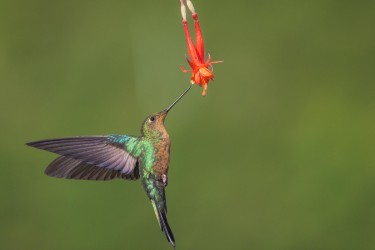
[{"xmin": 1, "ymin": 0, "xmax": 374, "ymax": 249}]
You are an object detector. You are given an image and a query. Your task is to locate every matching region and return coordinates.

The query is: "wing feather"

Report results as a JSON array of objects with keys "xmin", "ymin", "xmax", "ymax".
[
  {"xmin": 45, "ymin": 156, "xmax": 139, "ymax": 181},
  {"xmin": 27, "ymin": 136, "xmax": 141, "ymax": 181}
]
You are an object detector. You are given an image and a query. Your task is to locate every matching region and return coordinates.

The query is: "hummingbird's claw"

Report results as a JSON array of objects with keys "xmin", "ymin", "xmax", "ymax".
[{"xmin": 162, "ymin": 174, "xmax": 168, "ymax": 187}]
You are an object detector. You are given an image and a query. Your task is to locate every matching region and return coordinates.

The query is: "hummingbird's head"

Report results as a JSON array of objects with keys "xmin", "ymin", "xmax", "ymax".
[
  {"xmin": 141, "ymin": 85, "xmax": 191, "ymax": 139},
  {"xmin": 141, "ymin": 111, "xmax": 168, "ymax": 138}
]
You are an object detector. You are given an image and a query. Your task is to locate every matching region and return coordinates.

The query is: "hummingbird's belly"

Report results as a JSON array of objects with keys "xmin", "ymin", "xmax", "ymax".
[{"xmin": 153, "ymin": 142, "xmax": 170, "ymax": 175}]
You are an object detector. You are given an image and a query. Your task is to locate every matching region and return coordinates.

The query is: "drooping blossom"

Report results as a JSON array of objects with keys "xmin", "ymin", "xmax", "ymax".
[{"xmin": 179, "ymin": 0, "xmax": 223, "ymax": 96}]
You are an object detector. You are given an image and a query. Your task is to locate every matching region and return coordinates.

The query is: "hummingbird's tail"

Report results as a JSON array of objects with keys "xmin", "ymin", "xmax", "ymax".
[{"xmin": 151, "ymin": 200, "xmax": 175, "ymax": 248}]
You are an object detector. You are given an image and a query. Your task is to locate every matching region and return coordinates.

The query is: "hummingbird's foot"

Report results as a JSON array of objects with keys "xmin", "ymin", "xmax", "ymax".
[{"xmin": 161, "ymin": 174, "xmax": 168, "ymax": 187}]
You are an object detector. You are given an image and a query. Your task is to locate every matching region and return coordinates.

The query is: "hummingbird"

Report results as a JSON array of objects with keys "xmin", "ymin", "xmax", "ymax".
[{"xmin": 26, "ymin": 85, "xmax": 192, "ymax": 248}]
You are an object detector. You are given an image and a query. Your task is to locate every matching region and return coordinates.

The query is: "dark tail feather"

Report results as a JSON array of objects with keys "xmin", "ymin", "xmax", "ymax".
[
  {"xmin": 152, "ymin": 200, "xmax": 175, "ymax": 247},
  {"xmin": 158, "ymin": 207, "xmax": 175, "ymax": 248}
]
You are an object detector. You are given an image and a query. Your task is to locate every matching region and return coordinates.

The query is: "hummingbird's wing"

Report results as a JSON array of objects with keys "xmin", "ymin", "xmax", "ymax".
[
  {"xmin": 27, "ymin": 136, "xmax": 141, "ymax": 180},
  {"xmin": 45, "ymin": 156, "xmax": 139, "ymax": 180}
]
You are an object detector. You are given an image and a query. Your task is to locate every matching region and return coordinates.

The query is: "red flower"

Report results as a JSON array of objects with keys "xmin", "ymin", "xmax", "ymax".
[{"xmin": 179, "ymin": 0, "xmax": 223, "ymax": 96}]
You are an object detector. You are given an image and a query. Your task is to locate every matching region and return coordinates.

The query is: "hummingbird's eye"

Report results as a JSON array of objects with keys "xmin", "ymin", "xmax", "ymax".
[{"xmin": 149, "ymin": 116, "xmax": 155, "ymax": 122}]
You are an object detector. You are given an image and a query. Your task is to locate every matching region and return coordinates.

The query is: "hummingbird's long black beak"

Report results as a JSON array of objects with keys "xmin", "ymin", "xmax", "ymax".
[{"xmin": 165, "ymin": 85, "xmax": 192, "ymax": 113}]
